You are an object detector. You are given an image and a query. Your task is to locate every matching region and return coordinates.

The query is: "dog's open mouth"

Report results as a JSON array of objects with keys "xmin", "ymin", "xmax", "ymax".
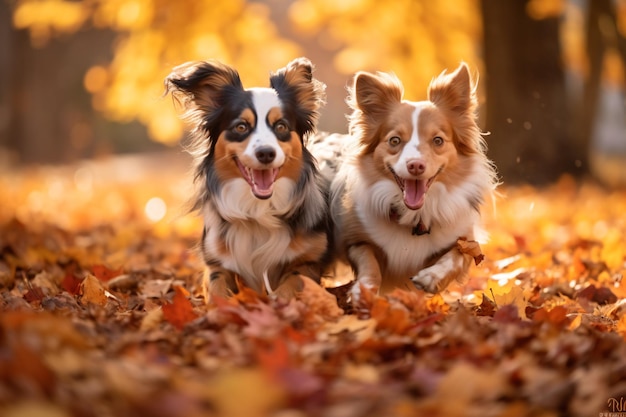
[
  {"xmin": 235, "ymin": 158, "xmax": 279, "ymax": 199},
  {"xmin": 388, "ymin": 165, "xmax": 442, "ymax": 210}
]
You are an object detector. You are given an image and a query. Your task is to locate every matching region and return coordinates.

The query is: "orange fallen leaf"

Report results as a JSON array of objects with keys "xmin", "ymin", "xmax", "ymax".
[
  {"xmin": 162, "ymin": 285, "xmax": 198, "ymax": 330},
  {"xmin": 299, "ymin": 276, "xmax": 344, "ymax": 321},
  {"xmin": 256, "ymin": 337, "xmax": 292, "ymax": 377},
  {"xmin": 531, "ymin": 305, "xmax": 570, "ymax": 327},
  {"xmin": 371, "ymin": 297, "xmax": 411, "ymax": 333},
  {"xmin": 91, "ymin": 264, "xmax": 124, "ymax": 282},
  {"xmin": 457, "ymin": 238, "xmax": 485, "ymax": 265}
]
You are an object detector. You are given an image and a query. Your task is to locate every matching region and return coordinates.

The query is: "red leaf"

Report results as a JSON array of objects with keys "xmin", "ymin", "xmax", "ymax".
[
  {"xmin": 575, "ymin": 285, "xmax": 618, "ymax": 305},
  {"xmin": 575, "ymin": 285, "xmax": 596, "ymax": 302},
  {"xmin": 162, "ymin": 286, "xmax": 198, "ymax": 330},
  {"xmin": 475, "ymin": 293, "xmax": 497, "ymax": 317},
  {"xmin": 493, "ymin": 304, "xmax": 520, "ymax": 323},
  {"xmin": 91, "ymin": 264, "xmax": 123, "ymax": 282},
  {"xmin": 61, "ymin": 273, "xmax": 83, "ymax": 295},
  {"xmin": 23, "ymin": 286, "xmax": 45, "ymax": 304},
  {"xmin": 593, "ymin": 287, "xmax": 618, "ymax": 305}
]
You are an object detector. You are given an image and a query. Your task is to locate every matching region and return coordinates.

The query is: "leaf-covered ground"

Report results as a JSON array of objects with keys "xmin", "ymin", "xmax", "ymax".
[{"xmin": 1, "ymin": 152, "xmax": 626, "ymax": 417}]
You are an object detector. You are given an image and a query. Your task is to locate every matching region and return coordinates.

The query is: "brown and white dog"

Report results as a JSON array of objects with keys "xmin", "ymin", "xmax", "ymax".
[
  {"xmin": 164, "ymin": 57, "xmax": 332, "ymax": 302},
  {"xmin": 329, "ymin": 63, "xmax": 497, "ymax": 300}
]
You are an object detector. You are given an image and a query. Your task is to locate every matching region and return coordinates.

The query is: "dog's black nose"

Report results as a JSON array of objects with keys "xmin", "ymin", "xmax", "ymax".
[{"xmin": 255, "ymin": 146, "xmax": 276, "ymax": 164}]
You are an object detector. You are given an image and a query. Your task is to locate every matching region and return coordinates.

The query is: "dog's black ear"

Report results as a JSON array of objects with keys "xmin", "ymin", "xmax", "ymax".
[
  {"xmin": 349, "ymin": 71, "xmax": 403, "ymax": 117},
  {"xmin": 270, "ymin": 57, "xmax": 326, "ymax": 137},
  {"xmin": 428, "ymin": 63, "xmax": 476, "ymax": 116},
  {"xmin": 164, "ymin": 60, "xmax": 243, "ymax": 119}
]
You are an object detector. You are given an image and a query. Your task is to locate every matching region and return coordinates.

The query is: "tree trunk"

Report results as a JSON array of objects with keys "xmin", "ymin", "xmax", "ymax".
[{"xmin": 481, "ymin": 0, "xmax": 583, "ymax": 184}]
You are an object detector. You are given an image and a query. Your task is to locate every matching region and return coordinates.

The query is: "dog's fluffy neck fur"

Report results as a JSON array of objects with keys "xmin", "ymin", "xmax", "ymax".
[{"xmin": 350, "ymin": 152, "xmax": 493, "ymax": 237}]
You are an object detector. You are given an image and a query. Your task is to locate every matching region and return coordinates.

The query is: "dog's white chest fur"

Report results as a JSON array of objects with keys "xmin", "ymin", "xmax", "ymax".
[
  {"xmin": 202, "ymin": 178, "xmax": 300, "ymax": 291},
  {"xmin": 343, "ymin": 157, "xmax": 489, "ymax": 289}
]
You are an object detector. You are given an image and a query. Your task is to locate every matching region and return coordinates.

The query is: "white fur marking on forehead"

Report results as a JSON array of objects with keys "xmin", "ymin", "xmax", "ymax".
[
  {"xmin": 390, "ymin": 105, "xmax": 423, "ymax": 178},
  {"xmin": 401, "ymin": 106, "xmax": 423, "ymax": 156},
  {"xmin": 250, "ymin": 88, "xmax": 282, "ymax": 120},
  {"xmin": 244, "ymin": 88, "xmax": 285, "ymax": 167}
]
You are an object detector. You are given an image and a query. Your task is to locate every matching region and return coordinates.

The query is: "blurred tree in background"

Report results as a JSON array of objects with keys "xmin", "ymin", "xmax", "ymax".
[
  {"xmin": 3, "ymin": 0, "xmax": 301, "ymax": 163},
  {"xmin": 2, "ymin": 0, "xmax": 626, "ymax": 184}
]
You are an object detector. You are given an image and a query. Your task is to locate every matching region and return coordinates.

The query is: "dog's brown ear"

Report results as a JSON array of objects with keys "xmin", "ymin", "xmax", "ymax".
[
  {"xmin": 270, "ymin": 57, "xmax": 326, "ymax": 137},
  {"xmin": 428, "ymin": 63, "xmax": 476, "ymax": 116},
  {"xmin": 348, "ymin": 71, "xmax": 402, "ymax": 152},
  {"xmin": 164, "ymin": 60, "xmax": 243, "ymax": 120},
  {"xmin": 350, "ymin": 71, "xmax": 403, "ymax": 116},
  {"xmin": 428, "ymin": 63, "xmax": 482, "ymax": 155}
]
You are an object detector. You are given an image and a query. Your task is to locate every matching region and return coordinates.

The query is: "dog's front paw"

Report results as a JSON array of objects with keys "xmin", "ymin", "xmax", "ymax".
[{"xmin": 411, "ymin": 270, "xmax": 440, "ymax": 293}]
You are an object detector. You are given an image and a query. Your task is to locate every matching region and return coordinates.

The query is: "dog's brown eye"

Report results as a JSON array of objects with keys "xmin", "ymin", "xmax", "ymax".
[
  {"xmin": 433, "ymin": 136, "xmax": 444, "ymax": 146},
  {"xmin": 234, "ymin": 122, "xmax": 249, "ymax": 134},
  {"xmin": 274, "ymin": 121, "xmax": 289, "ymax": 134},
  {"xmin": 388, "ymin": 136, "xmax": 401, "ymax": 146}
]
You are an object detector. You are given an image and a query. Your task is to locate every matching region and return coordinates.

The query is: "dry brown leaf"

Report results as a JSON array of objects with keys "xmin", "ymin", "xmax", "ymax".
[
  {"xmin": 4, "ymin": 159, "xmax": 626, "ymax": 417},
  {"xmin": 457, "ymin": 237, "xmax": 485, "ymax": 265},
  {"xmin": 78, "ymin": 274, "xmax": 107, "ymax": 307},
  {"xmin": 140, "ymin": 307, "xmax": 164, "ymax": 331},
  {"xmin": 299, "ymin": 276, "xmax": 344, "ymax": 321}
]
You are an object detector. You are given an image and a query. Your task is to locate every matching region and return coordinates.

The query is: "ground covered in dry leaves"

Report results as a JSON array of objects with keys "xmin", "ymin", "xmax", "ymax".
[{"xmin": 1, "ymin": 153, "xmax": 626, "ymax": 417}]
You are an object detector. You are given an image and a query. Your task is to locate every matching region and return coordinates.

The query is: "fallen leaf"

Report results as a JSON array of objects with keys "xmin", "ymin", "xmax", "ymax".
[
  {"xmin": 162, "ymin": 285, "xmax": 198, "ymax": 330},
  {"xmin": 475, "ymin": 293, "xmax": 497, "ymax": 317},
  {"xmin": 531, "ymin": 305, "xmax": 570, "ymax": 327},
  {"xmin": 324, "ymin": 314, "xmax": 377, "ymax": 344},
  {"xmin": 78, "ymin": 274, "xmax": 107, "ymax": 306},
  {"xmin": 61, "ymin": 272, "xmax": 82, "ymax": 296},
  {"xmin": 139, "ymin": 307, "xmax": 164, "ymax": 331},
  {"xmin": 299, "ymin": 276, "xmax": 344, "ymax": 321},
  {"xmin": 91, "ymin": 264, "xmax": 124, "ymax": 282},
  {"xmin": 487, "ymin": 280, "xmax": 527, "ymax": 318},
  {"xmin": 210, "ymin": 369, "xmax": 286, "ymax": 417},
  {"xmin": 255, "ymin": 337, "xmax": 292, "ymax": 377},
  {"xmin": 23, "ymin": 286, "xmax": 45, "ymax": 304},
  {"xmin": 141, "ymin": 278, "xmax": 173, "ymax": 298},
  {"xmin": 457, "ymin": 237, "xmax": 485, "ymax": 265}
]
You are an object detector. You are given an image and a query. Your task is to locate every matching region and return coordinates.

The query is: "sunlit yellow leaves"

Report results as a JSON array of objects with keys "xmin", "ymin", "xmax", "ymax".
[
  {"xmin": 93, "ymin": 0, "xmax": 154, "ymax": 30},
  {"xmin": 486, "ymin": 278, "xmax": 527, "ymax": 318},
  {"xmin": 83, "ymin": 65, "xmax": 109, "ymax": 94},
  {"xmin": 290, "ymin": 0, "xmax": 482, "ymax": 100},
  {"xmin": 13, "ymin": 0, "xmax": 88, "ymax": 47},
  {"xmin": 11, "ymin": 0, "xmax": 301, "ymax": 144}
]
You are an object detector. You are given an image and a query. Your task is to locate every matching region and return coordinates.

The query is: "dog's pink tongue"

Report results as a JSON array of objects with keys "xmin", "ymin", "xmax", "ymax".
[
  {"xmin": 251, "ymin": 169, "xmax": 276, "ymax": 199},
  {"xmin": 403, "ymin": 179, "xmax": 427, "ymax": 210}
]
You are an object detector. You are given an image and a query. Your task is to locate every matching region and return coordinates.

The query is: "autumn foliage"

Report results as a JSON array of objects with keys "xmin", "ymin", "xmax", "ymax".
[{"xmin": 0, "ymin": 155, "xmax": 625, "ymax": 416}]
